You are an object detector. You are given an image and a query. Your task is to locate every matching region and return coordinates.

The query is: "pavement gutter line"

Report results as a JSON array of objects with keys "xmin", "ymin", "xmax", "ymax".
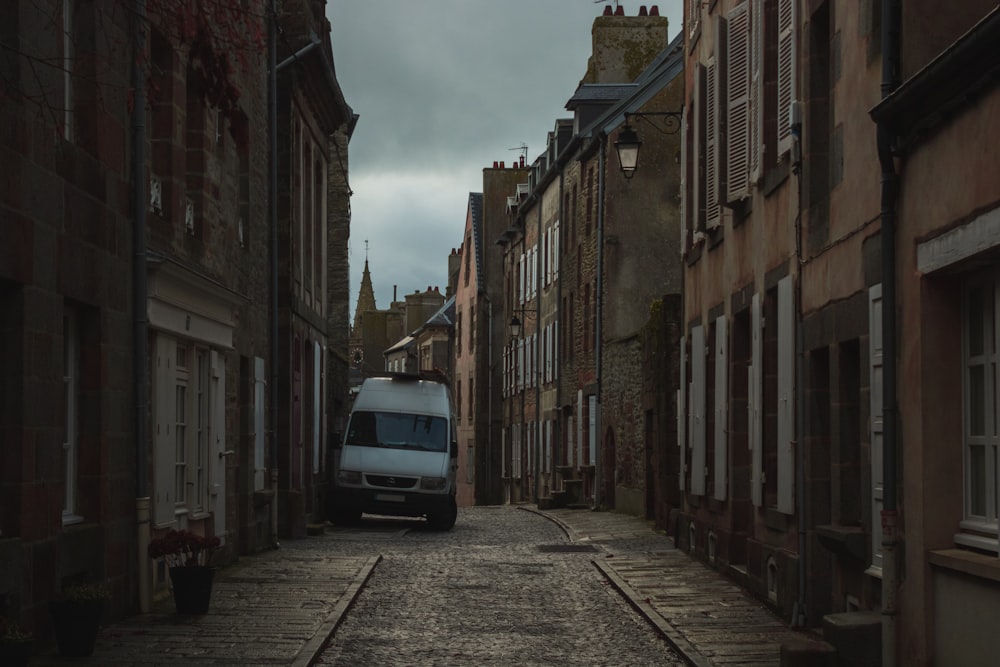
[
  {"xmin": 518, "ymin": 505, "xmax": 581, "ymax": 543},
  {"xmin": 292, "ymin": 554, "xmax": 383, "ymax": 667},
  {"xmin": 593, "ymin": 559, "xmax": 715, "ymax": 667}
]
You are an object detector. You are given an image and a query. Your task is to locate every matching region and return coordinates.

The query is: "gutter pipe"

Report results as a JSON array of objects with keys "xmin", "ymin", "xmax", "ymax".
[
  {"xmin": 878, "ymin": 1, "xmax": 901, "ymax": 664},
  {"xmin": 268, "ymin": 0, "xmax": 280, "ymax": 546},
  {"xmin": 132, "ymin": 0, "xmax": 151, "ymax": 614}
]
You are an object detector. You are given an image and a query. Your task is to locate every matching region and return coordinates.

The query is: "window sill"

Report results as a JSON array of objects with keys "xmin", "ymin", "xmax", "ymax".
[
  {"xmin": 62, "ymin": 514, "xmax": 84, "ymax": 527},
  {"xmin": 929, "ymin": 548, "xmax": 1000, "ymax": 584}
]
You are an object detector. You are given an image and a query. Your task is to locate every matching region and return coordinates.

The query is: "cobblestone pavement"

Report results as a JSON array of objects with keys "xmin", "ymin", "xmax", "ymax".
[{"xmin": 315, "ymin": 506, "xmax": 684, "ymax": 667}]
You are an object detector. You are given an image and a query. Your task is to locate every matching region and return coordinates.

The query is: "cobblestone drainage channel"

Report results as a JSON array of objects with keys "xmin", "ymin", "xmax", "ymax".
[{"xmin": 537, "ymin": 544, "xmax": 599, "ymax": 553}]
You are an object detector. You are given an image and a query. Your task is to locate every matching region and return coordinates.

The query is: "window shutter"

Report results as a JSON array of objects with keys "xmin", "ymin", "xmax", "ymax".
[
  {"xmin": 691, "ymin": 325, "xmax": 707, "ymax": 496},
  {"xmin": 777, "ymin": 276, "xmax": 795, "ymax": 514},
  {"xmin": 750, "ymin": 294, "xmax": 763, "ymax": 507},
  {"xmin": 313, "ymin": 342, "xmax": 321, "ymax": 474},
  {"xmin": 210, "ymin": 350, "xmax": 227, "ymax": 540},
  {"xmin": 726, "ymin": 3, "xmax": 751, "ymax": 203},
  {"xmin": 502, "ymin": 429, "xmax": 508, "ymax": 478},
  {"xmin": 154, "ymin": 335, "xmax": 176, "ymax": 526},
  {"xmin": 553, "ymin": 221, "xmax": 560, "ymax": 275},
  {"xmin": 705, "ymin": 57, "xmax": 721, "ymax": 229},
  {"xmin": 869, "ymin": 284, "xmax": 884, "ymax": 571},
  {"xmin": 777, "ymin": 0, "xmax": 795, "ymax": 155},
  {"xmin": 714, "ymin": 315, "xmax": 728, "ymax": 501},
  {"xmin": 678, "ymin": 335, "xmax": 687, "ymax": 492},
  {"xmin": 750, "ymin": 0, "xmax": 764, "ymax": 181},
  {"xmin": 519, "ymin": 252, "xmax": 525, "ymax": 303},
  {"xmin": 553, "ymin": 320, "xmax": 559, "ymax": 380},
  {"xmin": 695, "ymin": 63, "xmax": 706, "ymax": 230},
  {"xmin": 254, "ymin": 357, "xmax": 266, "ymax": 490}
]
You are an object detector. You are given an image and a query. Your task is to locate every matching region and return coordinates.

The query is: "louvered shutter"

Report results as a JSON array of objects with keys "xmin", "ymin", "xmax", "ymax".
[
  {"xmin": 714, "ymin": 316, "xmax": 728, "ymax": 501},
  {"xmin": 777, "ymin": 276, "xmax": 795, "ymax": 514},
  {"xmin": 869, "ymin": 285, "xmax": 884, "ymax": 571},
  {"xmin": 750, "ymin": 294, "xmax": 763, "ymax": 506},
  {"xmin": 691, "ymin": 325, "xmax": 707, "ymax": 496},
  {"xmin": 750, "ymin": 0, "xmax": 764, "ymax": 181},
  {"xmin": 726, "ymin": 3, "xmax": 751, "ymax": 203},
  {"xmin": 210, "ymin": 350, "xmax": 227, "ymax": 540},
  {"xmin": 777, "ymin": 0, "xmax": 795, "ymax": 155},
  {"xmin": 253, "ymin": 357, "xmax": 265, "ymax": 490},
  {"xmin": 705, "ymin": 57, "xmax": 721, "ymax": 229}
]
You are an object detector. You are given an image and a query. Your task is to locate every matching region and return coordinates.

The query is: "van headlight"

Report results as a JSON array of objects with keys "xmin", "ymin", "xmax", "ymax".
[
  {"xmin": 338, "ymin": 470, "xmax": 362, "ymax": 485},
  {"xmin": 419, "ymin": 476, "xmax": 447, "ymax": 490}
]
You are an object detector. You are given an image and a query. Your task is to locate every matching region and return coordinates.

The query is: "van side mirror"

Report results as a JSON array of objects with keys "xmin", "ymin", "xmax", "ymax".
[{"xmin": 450, "ymin": 440, "xmax": 458, "ymax": 458}]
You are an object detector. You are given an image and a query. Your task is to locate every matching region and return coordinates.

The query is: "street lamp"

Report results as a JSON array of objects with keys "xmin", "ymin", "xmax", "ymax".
[
  {"xmin": 613, "ymin": 110, "xmax": 683, "ymax": 179},
  {"xmin": 509, "ymin": 315, "xmax": 523, "ymax": 338}
]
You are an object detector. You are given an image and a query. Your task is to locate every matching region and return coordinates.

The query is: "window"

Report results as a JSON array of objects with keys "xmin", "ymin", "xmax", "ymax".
[{"xmin": 959, "ymin": 276, "xmax": 1000, "ymax": 553}]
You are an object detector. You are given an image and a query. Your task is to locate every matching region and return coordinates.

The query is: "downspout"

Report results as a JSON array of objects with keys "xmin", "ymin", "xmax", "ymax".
[
  {"xmin": 878, "ymin": 1, "xmax": 901, "ymax": 665},
  {"xmin": 791, "ymin": 109, "xmax": 807, "ymax": 628},
  {"xmin": 132, "ymin": 0, "xmax": 151, "ymax": 614},
  {"xmin": 594, "ymin": 134, "xmax": 606, "ymax": 509},
  {"xmin": 484, "ymin": 293, "xmax": 493, "ymax": 505},
  {"xmin": 268, "ymin": 0, "xmax": 280, "ymax": 546},
  {"xmin": 535, "ymin": 195, "xmax": 542, "ymax": 503}
]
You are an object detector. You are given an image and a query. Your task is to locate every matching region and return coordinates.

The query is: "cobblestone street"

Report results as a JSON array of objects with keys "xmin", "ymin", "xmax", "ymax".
[{"xmin": 314, "ymin": 506, "xmax": 683, "ymax": 667}]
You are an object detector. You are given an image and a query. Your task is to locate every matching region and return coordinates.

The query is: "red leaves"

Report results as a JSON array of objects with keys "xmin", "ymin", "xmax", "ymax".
[{"xmin": 148, "ymin": 529, "xmax": 222, "ymax": 568}]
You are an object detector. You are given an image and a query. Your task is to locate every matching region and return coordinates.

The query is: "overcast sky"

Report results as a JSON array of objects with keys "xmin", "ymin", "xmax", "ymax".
[{"xmin": 327, "ymin": 1, "xmax": 682, "ymax": 314}]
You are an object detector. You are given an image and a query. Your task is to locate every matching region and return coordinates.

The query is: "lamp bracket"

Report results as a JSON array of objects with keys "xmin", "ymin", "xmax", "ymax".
[{"xmin": 625, "ymin": 110, "xmax": 683, "ymax": 135}]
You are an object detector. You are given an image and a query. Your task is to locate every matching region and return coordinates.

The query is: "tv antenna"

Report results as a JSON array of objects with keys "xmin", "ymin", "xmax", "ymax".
[{"xmin": 509, "ymin": 143, "xmax": 528, "ymax": 162}]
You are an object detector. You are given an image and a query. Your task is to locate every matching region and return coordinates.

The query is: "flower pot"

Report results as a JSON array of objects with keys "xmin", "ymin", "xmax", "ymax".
[
  {"xmin": 170, "ymin": 566, "xmax": 215, "ymax": 614},
  {"xmin": 49, "ymin": 599, "xmax": 104, "ymax": 657}
]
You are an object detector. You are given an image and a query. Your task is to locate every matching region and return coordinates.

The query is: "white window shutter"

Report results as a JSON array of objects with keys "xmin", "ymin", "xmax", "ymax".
[
  {"xmin": 553, "ymin": 221, "xmax": 560, "ymax": 275},
  {"xmin": 869, "ymin": 284, "xmax": 884, "ymax": 571},
  {"xmin": 519, "ymin": 252, "xmax": 525, "ymax": 304},
  {"xmin": 154, "ymin": 335, "xmax": 177, "ymax": 526},
  {"xmin": 750, "ymin": 0, "xmax": 764, "ymax": 181},
  {"xmin": 714, "ymin": 315, "xmax": 728, "ymax": 501},
  {"xmin": 777, "ymin": 0, "xmax": 795, "ymax": 155},
  {"xmin": 554, "ymin": 320, "xmax": 559, "ymax": 380},
  {"xmin": 726, "ymin": 2, "xmax": 751, "ymax": 203},
  {"xmin": 705, "ymin": 57, "xmax": 721, "ymax": 229},
  {"xmin": 691, "ymin": 325, "xmax": 707, "ymax": 496},
  {"xmin": 210, "ymin": 350, "xmax": 227, "ymax": 540},
  {"xmin": 750, "ymin": 294, "xmax": 763, "ymax": 507},
  {"xmin": 777, "ymin": 276, "xmax": 795, "ymax": 514},
  {"xmin": 678, "ymin": 335, "xmax": 687, "ymax": 492}
]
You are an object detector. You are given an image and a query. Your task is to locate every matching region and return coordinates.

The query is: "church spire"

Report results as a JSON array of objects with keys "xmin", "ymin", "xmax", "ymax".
[{"xmin": 352, "ymin": 245, "xmax": 377, "ymax": 334}]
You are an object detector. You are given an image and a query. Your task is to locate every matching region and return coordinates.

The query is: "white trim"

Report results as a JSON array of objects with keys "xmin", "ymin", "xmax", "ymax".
[
  {"xmin": 691, "ymin": 325, "xmax": 707, "ymax": 496},
  {"xmin": 714, "ymin": 315, "xmax": 728, "ymax": 501}
]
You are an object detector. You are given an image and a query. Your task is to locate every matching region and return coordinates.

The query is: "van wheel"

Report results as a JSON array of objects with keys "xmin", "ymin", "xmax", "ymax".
[
  {"xmin": 331, "ymin": 507, "xmax": 362, "ymax": 526},
  {"xmin": 428, "ymin": 497, "xmax": 457, "ymax": 531}
]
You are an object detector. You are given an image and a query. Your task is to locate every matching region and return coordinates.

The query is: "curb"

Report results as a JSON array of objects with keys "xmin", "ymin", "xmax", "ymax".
[
  {"xmin": 593, "ymin": 559, "xmax": 714, "ymax": 667},
  {"xmin": 293, "ymin": 554, "xmax": 383, "ymax": 667}
]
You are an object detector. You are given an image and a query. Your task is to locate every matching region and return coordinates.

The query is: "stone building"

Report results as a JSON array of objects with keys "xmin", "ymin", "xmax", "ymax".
[{"xmin": 273, "ymin": 0, "xmax": 355, "ymax": 539}]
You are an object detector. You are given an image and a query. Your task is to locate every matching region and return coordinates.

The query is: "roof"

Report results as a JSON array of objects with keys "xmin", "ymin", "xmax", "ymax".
[
  {"xmin": 469, "ymin": 193, "xmax": 485, "ymax": 293},
  {"xmin": 565, "ymin": 83, "xmax": 636, "ymax": 109}
]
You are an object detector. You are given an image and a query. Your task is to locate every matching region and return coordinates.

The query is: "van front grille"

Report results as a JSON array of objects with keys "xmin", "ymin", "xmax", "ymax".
[{"xmin": 366, "ymin": 474, "xmax": 418, "ymax": 489}]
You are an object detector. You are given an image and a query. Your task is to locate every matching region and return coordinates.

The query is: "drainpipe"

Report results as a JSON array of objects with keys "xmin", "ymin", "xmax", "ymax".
[
  {"xmin": 535, "ymin": 196, "xmax": 543, "ymax": 503},
  {"xmin": 594, "ymin": 135, "xmax": 606, "ymax": 508},
  {"xmin": 878, "ymin": 1, "xmax": 901, "ymax": 664},
  {"xmin": 132, "ymin": 0, "xmax": 151, "ymax": 614},
  {"xmin": 791, "ymin": 110, "xmax": 807, "ymax": 628},
  {"xmin": 268, "ymin": 0, "xmax": 280, "ymax": 546}
]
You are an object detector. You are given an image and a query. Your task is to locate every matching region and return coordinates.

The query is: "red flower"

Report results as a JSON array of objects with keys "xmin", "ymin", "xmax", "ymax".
[{"xmin": 148, "ymin": 529, "xmax": 221, "ymax": 568}]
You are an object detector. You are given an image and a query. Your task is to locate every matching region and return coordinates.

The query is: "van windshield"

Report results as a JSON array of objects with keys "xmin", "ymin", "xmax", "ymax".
[{"xmin": 345, "ymin": 411, "xmax": 448, "ymax": 452}]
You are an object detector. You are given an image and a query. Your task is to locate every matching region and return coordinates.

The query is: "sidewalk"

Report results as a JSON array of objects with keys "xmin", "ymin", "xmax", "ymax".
[
  {"xmin": 530, "ymin": 507, "xmax": 831, "ymax": 667},
  {"xmin": 31, "ymin": 547, "xmax": 380, "ymax": 667}
]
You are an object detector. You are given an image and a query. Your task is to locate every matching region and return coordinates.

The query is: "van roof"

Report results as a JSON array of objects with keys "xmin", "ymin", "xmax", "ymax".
[{"xmin": 353, "ymin": 375, "xmax": 452, "ymax": 415}]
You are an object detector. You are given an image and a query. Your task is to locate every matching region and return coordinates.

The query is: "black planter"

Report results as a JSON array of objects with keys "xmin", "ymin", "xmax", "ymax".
[
  {"xmin": 169, "ymin": 566, "xmax": 215, "ymax": 614},
  {"xmin": 49, "ymin": 599, "xmax": 104, "ymax": 657}
]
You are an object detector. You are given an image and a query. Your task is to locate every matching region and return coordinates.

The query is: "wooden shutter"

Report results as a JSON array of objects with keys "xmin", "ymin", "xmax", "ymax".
[
  {"xmin": 691, "ymin": 325, "xmax": 707, "ymax": 496},
  {"xmin": 705, "ymin": 57, "xmax": 721, "ymax": 229},
  {"xmin": 750, "ymin": 0, "xmax": 764, "ymax": 181},
  {"xmin": 777, "ymin": 0, "xmax": 795, "ymax": 155},
  {"xmin": 726, "ymin": 2, "xmax": 751, "ymax": 203},
  {"xmin": 750, "ymin": 295, "xmax": 763, "ymax": 507},
  {"xmin": 777, "ymin": 276, "xmax": 795, "ymax": 514},
  {"xmin": 210, "ymin": 350, "xmax": 227, "ymax": 540},
  {"xmin": 869, "ymin": 284, "xmax": 884, "ymax": 572},
  {"xmin": 714, "ymin": 316, "xmax": 728, "ymax": 501},
  {"xmin": 154, "ymin": 335, "xmax": 177, "ymax": 526},
  {"xmin": 678, "ymin": 335, "xmax": 687, "ymax": 492},
  {"xmin": 253, "ymin": 356, "xmax": 266, "ymax": 490}
]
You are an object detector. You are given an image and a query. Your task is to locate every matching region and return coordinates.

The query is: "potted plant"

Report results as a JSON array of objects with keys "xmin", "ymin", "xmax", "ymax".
[
  {"xmin": 148, "ymin": 529, "xmax": 221, "ymax": 614},
  {"xmin": 49, "ymin": 582, "xmax": 109, "ymax": 657},
  {"xmin": 0, "ymin": 618, "xmax": 34, "ymax": 666}
]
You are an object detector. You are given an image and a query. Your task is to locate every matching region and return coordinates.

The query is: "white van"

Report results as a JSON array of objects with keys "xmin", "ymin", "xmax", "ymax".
[{"xmin": 332, "ymin": 373, "xmax": 458, "ymax": 530}]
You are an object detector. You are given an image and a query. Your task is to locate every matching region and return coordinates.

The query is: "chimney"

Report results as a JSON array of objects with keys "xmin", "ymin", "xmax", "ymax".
[
  {"xmin": 493, "ymin": 161, "xmax": 498, "ymax": 168},
  {"xmin": 639, "ymin": 6, "xmax": 648, "ymax": 16},
  {"xmin": 520, "ymin": 155, "xmax": 525, "ymax": 167},
  {"xmin": 500, "ymin": 161, "xmax": 505, "ymax": 168},
  {"xmin": 585, "ymin": 3, "xmax": 669, "ymax": 84}
]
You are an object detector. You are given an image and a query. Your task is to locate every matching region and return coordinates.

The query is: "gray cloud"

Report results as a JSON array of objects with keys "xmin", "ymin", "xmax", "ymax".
[{"xmin": 328, "ymin": 0, "xmax": 682, "ymax": 312}]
